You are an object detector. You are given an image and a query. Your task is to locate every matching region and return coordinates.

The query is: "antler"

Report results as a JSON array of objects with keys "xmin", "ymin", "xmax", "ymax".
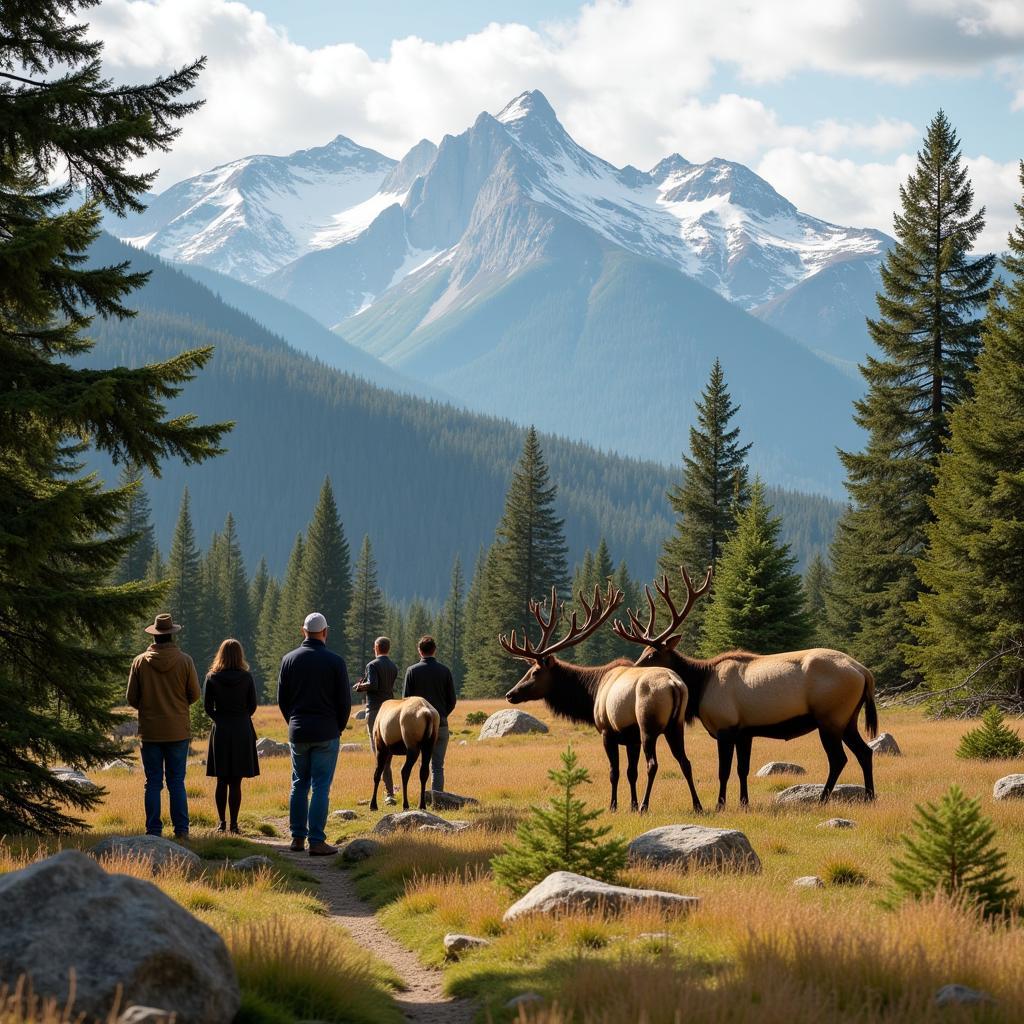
[
  {"xmin": 612, "ymin": 564, "xmax": 713, "ymax": 648},
  {"xmin": 498, "ymin": 580, "xmax": 624, "ymax": 662}
]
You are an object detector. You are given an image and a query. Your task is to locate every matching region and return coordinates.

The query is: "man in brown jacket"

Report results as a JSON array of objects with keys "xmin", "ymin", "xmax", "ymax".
[{"xmin": 127, "ymin": 613, "xmax": 201, "ymax": 837}]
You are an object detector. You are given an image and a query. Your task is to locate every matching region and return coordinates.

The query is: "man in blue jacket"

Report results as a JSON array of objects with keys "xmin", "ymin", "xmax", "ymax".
[{"xmin": 277, "ymin": 611, "xmax": 351, "ymax": 855}]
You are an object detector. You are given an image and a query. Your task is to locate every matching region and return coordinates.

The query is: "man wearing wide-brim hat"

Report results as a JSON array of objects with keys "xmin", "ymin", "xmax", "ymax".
[{"xmin": 127, "ymin": 613, "xmax": 201, "ymax": 838}]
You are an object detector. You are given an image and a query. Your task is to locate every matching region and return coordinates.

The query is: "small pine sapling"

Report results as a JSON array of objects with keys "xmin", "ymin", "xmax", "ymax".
[
  {"xmin": 491, "ymin": 745, "xmax": 627, "ymax": 897},
  {"xmin": 956, "ymin": 706, "xmax": 1024, "ymax": 760},
  {"xmin": 887, "ymin": 784, "xmax": 1017, "ymax": 917}
]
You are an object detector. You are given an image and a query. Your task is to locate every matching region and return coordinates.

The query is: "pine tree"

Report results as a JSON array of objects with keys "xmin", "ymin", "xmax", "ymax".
[
  {"xmin": 273, "ymin": 533, "xmax": 306, "ymax": 665},
  {"xmin": 346, "ymin": 535, "xmax": 387, "ymax": 671},
  {"xmin": 887, "ymin": 785, "xmax": 1017, "ymax": 917},
  {"xmin": 828, "ymin": 112, "xmax": 995, "ymax": 689},
  {"xmin": 491, "ymin": 745, "xmax": 628, "ymax": 897},
  {"xmin": 956, "ymin": 707, "xmax": 1024, "ymax": 760},
  {"xmin": 254, "ymin": 578, "xmax": 281, "ymax": 701},
  {"xmin": 572, "ymin": 539, "xmax": 620, "ymax": 664},
  {"xmin": 609, "ymin": 560, "xmax": 643, "ymax": 660},
  {"xmin": 112, "ymin": 464, "xmax": 156, "ymax": 586},
  {"xmin": 248, "ymin": 559, "xmax": 270, "ymax": 636},
  {"xmin": 660, "ymin": 359, "xmax": 751, "ymax": 644},
  {"xmin": 299, "ymin": 478, "xmax": 351, "ymax": 653},
  {"xmin": 439, "ymin": 554, "xmax": 467, "ymax": 692},
  {"xmin": 910, "ymin": 165, "xmax": 1024, "ymax": 703},
  {"xmin": 0, "ymin": 3, "xmax": 228, "ymax": 831},
  {"xmin": 464, "ymin": 428, "xmax": 569, "ymax": 695},
  {"xmin": 166, "ymin": 489, "xmax": 203, "ymax": 649},
  {"xmin": 405, "ymin": 601, "xmax": 434, "ymax": 663},
  {"xmin": 803, "ymin": 552, "xmax": 831, "ymax": 646},
  {"xmin": 213, "ymin": 513, "xmax": 252, "ymax": 655},
  {"xmin": 384, "ymin": 602, "xmax": 407, "ymax": 675},
  {"xmin": 700, "ymin": 480, "xmax": 811, "ymax": 655}
]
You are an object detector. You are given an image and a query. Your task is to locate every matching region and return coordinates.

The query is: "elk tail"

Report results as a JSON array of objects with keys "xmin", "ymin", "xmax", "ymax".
[{"xmin": 862, "ymin": 669, "xmax": 878, "ymax": 739}]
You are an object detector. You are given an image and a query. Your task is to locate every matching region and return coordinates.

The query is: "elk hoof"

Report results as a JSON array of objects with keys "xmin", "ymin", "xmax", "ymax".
[{"xmin": 369, "ymin": 803, "xmax": 378, "ymax": 811}]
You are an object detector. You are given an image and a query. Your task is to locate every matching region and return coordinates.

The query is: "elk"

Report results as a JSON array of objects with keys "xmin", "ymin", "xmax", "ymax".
[
  {"xmin": 369, "ymin": 696, "xmax": 440, "ymax": 811},
  {"xmin": 613, "ymin": 566, "xmax": 878, "ymax": 808},
  {"xmin": 499, "ymin": 581, "xmax": 703, "ymax": 814}
]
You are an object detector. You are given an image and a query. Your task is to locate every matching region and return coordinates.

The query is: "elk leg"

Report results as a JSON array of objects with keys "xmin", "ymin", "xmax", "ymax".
[
  {"xmin": 717, "ymin": 732, "xmax": 736, "ymax": 809},
  {"xmin": 818, "ymin": 727, "xmax": 848, "ymax": 801},
  {"xmin": 400, "ymin": 751, "xmax": 418, "ymax": 810},
  {"xmin": 638, "ymin": 731, "xmax": 659, "ymax": 813},
  {"xmin": 665, "ymin": 721, "xmax": 703, "ymax": 814},
  {"xmin": 735, "ymin": 734, "xmax": 753, "ymax": 807},
  {"xmin": 842, "ymin": 720, "xmax": 875, "ymax": 800},
  {"xmin": 602, "ymin": 732, "xmax": 621, "ymax": 812},
  {"xmin": 625, "ymin": 742, "xmax": 641, "ymax": 812},
  {"xmin": 370, "ymin": 749, "xmax": 392, "ymax": 811}
]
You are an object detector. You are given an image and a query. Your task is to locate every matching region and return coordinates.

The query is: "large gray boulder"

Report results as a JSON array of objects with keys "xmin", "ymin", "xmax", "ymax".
[
  {"xmin": 255, "ymin": 737, "xmax": 289, "ymax": 758},
  {"xmin": 373, "ymin": 810, "xmax": 459, "ymax": 834},
  {"xmin": 627, "ymin": 824, "xmax": 761, "ymax": 873},
  {"xmin": 755, "ymin": 761, "xmax": 806, "ymax": 777},
  {"xmin": 774, "ymin": 783, "xmax": 869, "ymax": 805},
  {"xmin": 50, "ymin": 767, "xmax": 101, "ymax": 795},
  {"xmin": 92, "ymin": 835, "xmax": 201, "ymax": 872},
  {"xmin": 993, "ymin": 774, "xmax": 1024, "ymax": 801},
  {"xmin": 503, "ymin": 871, "xmax": 699, "ymax": 922},
  {"xmin": 428, "ymin": 790, "xmax": 479, "ymax": 810},
  {"xmin": 869, "ymin": 732, "xmax": 902, "ymax": 756},
  {"xmin": 0, "ymin": 851, "xmax": 239, "ymax": 1023},
  {"xmin": 479, "ymin": 709, "xmax": 548, "ymax": 740}
]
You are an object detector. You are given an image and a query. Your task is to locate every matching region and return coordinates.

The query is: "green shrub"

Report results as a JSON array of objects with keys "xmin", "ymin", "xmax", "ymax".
[
  {"xmin": 887, "ymin": 784, "xmax": 1017, "ymax": 917},
  {"xmin": 956, "ymin": 706, "xmax": 1024, "ymax": 760},
  {"xmin": 465, "ymin": 710, "xmax": 488, "ymax": 726},
  {"xmin": 491, "ymin": 745, "xmax": 627, "ymax": 897},
  {"xmin": 824, "ymin": 860, "xmax": 868, "ymax": 886}
]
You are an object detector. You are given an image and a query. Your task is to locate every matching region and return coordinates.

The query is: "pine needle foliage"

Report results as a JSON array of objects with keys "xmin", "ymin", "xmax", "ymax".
[
  {"xmin": 491, "ymin": 745, "xmax": 627, "ymax": 897},
  {"xmin": 956, "ymin": 707, "xmax": 1024, "ymax": 761},
  {"xmin": 887, "ymin": 785, "xmax": 1017, "ymax": 917}
]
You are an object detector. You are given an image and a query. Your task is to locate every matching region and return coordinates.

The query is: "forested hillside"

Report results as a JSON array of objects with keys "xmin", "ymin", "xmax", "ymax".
[{"xmin": 83, "ymin": 236, "xmax": 841, "ymax": 601}]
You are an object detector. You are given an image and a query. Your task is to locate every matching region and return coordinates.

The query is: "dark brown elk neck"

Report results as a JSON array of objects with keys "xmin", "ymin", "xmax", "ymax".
[{"xmin": 543, "ymin": 658, "xmax": 632, "ymax": 725}]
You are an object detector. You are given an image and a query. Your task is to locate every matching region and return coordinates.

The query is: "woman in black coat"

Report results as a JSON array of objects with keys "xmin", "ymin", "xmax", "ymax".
[{"xmin": 204, "ymin": 638, "xmax": 260, "ymax": 833}]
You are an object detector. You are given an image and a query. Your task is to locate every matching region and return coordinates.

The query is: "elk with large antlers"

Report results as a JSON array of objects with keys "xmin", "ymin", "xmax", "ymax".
[
  {"xmin": 499, "ymin": 581, "xmax": 703, "ymax": 814},
  {"xmin": 614, "ymin": 566, "xmax": 877, "ymax": 808}
]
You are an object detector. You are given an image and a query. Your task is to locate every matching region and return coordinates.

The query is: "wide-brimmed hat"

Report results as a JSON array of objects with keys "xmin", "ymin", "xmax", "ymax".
[{"xmin": 145, "ymin": 613, "xmax": 183, "ymax": 636}]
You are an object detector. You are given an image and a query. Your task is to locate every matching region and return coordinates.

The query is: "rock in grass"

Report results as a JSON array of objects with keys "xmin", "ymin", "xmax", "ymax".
[
  {"xmin": 255, "ymin": 737, "xmax": 289, "ymax": 758},
  {"xmin": 117, "ymin": 1008, "xmax": 175, "ymax": 1024},
  {"xmin": 773, "ymin": 783, "xmax": 869, "ymax": 805},
  {"xmin": 428, "ymin": 790, "xmax": 479, "ymax": 810},
  {"xmin": 628, "ymin": 824, "xmax": 761, "ymax": 873},
  {"xmin": 818, "ymin": 818, "xmax": 856, "ymax": 829},
  {"xmin": 478, "ymin": 709, "xmax": 548, "ymax": 739},
  {"xmin": 50, "ymin": 767, "xmax": 101, "ymax": 795},
  {"xmin": 339, "ymin": 743, "xmax": 365, "ymax": 753},
  {"xmin": 92, "ymin": 835, "xmax": 201, "ymax": 872},
  {"xmin": 101, "ymin": 758, "xmax": 135, "ymax": 772},
  {"xmin": 331, "ymin": 809, "xmax": 358, "ymax": 820},
  {"xmin": 341, "ymin": 839, "xmax": 381, "ymax": 863},
  {"xmin": 505, "ymin": 992, "xmax": 544, "ymax": 1010},
  {"xmin": 111, "ymin": 718, "xmax": 139, "ymax": 739},
  {"xmin": 231, "ymin": 855, "xmax": 273, "ymax": 872},
  {"xmin": 934, "ymin": 984, "xmax": 995, "ymax": 1007},
  {"xmin": 869, "ymin": 732, "xmax": 902, "ymax": 756},
  {"xmin": 355, "ymin": 709, "xmax": 368, "ymax": 721},
  {"xmin": 0, "ymin": 851, "xmax": 239, "ymax": 1023},
  {"xmin": 503, "ymin": 871, "xmax": 699, "ymax": 922},
  {"xmin": 793, "ymin": 876, "xmax": 825, "ymax": 889},
  {"xmin": 443, "ymin": 934, "xmax": 491, "ymax": 959},
  {"xmin": 993, "ymin": 775, "xmax": 1024, "ymax": 801},
  {"xmin": 755, "ymin": 761, "xmax": 806, "ymax": 777},
  {"xmin": 373, "ymin": 810, "xmax": 459, "ymax": 834}
]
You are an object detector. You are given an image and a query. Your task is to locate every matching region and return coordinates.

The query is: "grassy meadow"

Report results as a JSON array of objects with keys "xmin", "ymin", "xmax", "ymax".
[{"xmin": 5, "ymin": 700, "xmax": 1024, "ymax": 1023}]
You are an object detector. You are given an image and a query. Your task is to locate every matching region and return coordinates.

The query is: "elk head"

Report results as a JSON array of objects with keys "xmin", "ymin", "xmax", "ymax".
[
  {"xmin": 612, "ymin": 565, "xmax": 713, "ymax": 668},
  {"xmin": 498, "ymin": 581, "xmax": 623, "ymax": 703}
]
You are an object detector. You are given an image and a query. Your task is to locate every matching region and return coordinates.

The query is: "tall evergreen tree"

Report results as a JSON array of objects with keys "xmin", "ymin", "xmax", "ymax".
[
  {"xmin": 254, "ymin": 578, "xmax": 281, "ymax": 701},
  {"xmin": 439, "ymin": 554, "xmax": 467, "ymax": 692},
  {"xmin": 911, "ymin": 165, "xmax": 1024, "ymax": 702},
  {"xmin": 248, "ymin": 558, "xmax": 270, "ymax": 634},
  {"xmin": 609, "ymin": 560, "xmax": 643, "ymax": 661},
  {"xmin": 659, "ymin": 359, "xmax": 751, "ymax": 644},
  {"xmin": 464, "ymin": 428, "xmax": 569, "ymax": 695},
  {"xmin": 166, "ymin": 489, "xmax": 203, "ymax": 648},
  {"xmin": 828, "ymin": 111, "xmax": 994, "ymax": 688},
  {"xmin": 405, "ymin": 600, "xmax": 435, "ymax": 660},
  {"xmin": 571, "ymin": 539, "xmax": 620, "ymax": 665},
  {"xmin": 274, "ymin": 532, "xmax": 306, "ymax": 663},
  {"xmin": 700, "ymin": 480, "xmax": 811, "ymax": 655},
  {"xmin": 0, "ymin": 2, "xmax": 227, "ymax": 831},
  {"xmin": 299, "ymin": 478, "xmax": 351, "ymax": 652},
  {"xmin": 346, "ymin": 535, "xmax": 387, "ymax": 671},
  {"xmin": 213, "ymin": 513, "xmax": 252, "ymax": 655},
  {"xmin": 113, "ymin": 464, "xmax": 157, "ymax": 586},
  {"xmin": 384, "ymin": 602, "xmax": 408, "ymax": 676},
  {"xmin": 803, "ymin": 552, "xmax": 831, "ymax": 647}
]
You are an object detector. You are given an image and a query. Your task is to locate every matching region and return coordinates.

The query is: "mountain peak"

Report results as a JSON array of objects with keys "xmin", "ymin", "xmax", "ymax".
[{"xmin": 496, "ymin": 90, "xmax": 557, "ymax": 126}]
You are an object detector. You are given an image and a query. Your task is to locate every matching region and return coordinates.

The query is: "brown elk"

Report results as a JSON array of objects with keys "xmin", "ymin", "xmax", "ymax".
[
  {"xmin": 369, "ymin": 696, "xmax": 440, "ymax": 811},
  {"xmin": 499, "ymin": 581, "xmax": 703, "ymax": 814},
  {"xmin": 613, "ymin": 566, "xmax": 877, "ymax": 808}
]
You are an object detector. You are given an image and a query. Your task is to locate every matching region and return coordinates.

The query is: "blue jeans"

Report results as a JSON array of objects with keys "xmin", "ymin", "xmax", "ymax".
[
  {"xmin": 289, "ymin": 737, "xmax": 339, "ymax": 844},
  {"xmin": 140, "ymin": 739, "xmax": 190, "ymax": 836},
  {"xmin": 431, "ymin": 725, "xmax": 450, "ymax": 792}
]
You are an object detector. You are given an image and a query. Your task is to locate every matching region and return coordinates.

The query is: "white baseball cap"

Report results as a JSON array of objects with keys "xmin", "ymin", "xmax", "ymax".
[{"xmin": 303, "ymin": 612, "xmax": 328, "ymax": 632}]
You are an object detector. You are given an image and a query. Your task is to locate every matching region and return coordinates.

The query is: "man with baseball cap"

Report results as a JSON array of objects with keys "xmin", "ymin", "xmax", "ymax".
[
  {"xmin": 277, "ymin": 611, "xmax": 351, "ymax": 855},
  {"xmin": 127, "ymin": 613, "xmax": 201, "ymax": 838}
]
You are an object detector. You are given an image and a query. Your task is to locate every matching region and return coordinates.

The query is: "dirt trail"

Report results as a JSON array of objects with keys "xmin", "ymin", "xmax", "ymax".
[{"xmin": 261, "ymin": 836, "xmax": 477, "ymax": 1024}]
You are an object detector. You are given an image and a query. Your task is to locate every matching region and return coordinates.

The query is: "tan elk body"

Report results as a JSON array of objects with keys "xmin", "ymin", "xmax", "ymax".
[
  {"xmin": 615, "ymin": 567, "xmax": 877, "ymax": 807},
  {"xmin": 500, "ymin": 583, "xmax": 703, "ymax": 813},
  {"xmin": 369, "ymin": 696, "xmax": 440, "ymax": 811}
]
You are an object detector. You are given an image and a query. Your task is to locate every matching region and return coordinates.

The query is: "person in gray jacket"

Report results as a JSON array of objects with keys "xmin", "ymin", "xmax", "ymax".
[
  {"xmin": 354, "ymin": 636, "xmax": 397, "ymax": 805},
  {"xmin": 402, "ymin": 635, "xmax": 457, "ymax": 792}
]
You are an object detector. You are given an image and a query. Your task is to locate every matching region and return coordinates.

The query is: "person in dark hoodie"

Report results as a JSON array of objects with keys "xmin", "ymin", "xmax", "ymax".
[
  {"xmin": 204, "ymin": 638, "xmax": 260, "ymax": 833},
  {"xmin": 277, "ymin": 611, "xmax": 351, "ymax": 855},
  {"xmin": 402, "ymin": 635, "xmax": 457, "ymax": 792},
  {"xmin": 127, "ymin": 613, "xmax": 201, "ymax": 838},
  {"xmin": 354, "ymin": 635, "xmax": 397, "ymax": 806}
]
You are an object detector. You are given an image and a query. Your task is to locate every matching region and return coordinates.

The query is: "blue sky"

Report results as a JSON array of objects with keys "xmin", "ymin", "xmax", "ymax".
[{"xmin": 91, "ymin": 0, "xmax": 1024, "ymax": 247}]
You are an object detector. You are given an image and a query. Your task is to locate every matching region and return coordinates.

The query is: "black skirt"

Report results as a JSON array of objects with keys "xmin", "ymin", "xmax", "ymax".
[{"xmin": 206, "ymin": 714, "xmax": 260, "ymax": 778}]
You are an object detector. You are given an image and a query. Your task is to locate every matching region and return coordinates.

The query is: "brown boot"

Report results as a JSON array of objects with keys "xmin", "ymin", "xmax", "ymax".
[
  {"xmin": 308, "ymin": 840, "xmax": 337, "ymax": 857},
  {"xmin": 289, "ymin": 837, "xmax": 305, "ymax": 852}
]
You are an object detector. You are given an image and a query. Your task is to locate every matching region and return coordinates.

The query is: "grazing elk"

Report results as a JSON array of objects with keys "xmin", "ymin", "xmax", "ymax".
[
  {"xmin": 369, "ymin": 696, "xmax": 440, "ymax": 811},
  {"xmin": 614, "ymin": 566, "xmax": 878, "ymax": 808},
  {"xmin": 499, "ymin": 582, "xmax": 703, "ymax": 814}
]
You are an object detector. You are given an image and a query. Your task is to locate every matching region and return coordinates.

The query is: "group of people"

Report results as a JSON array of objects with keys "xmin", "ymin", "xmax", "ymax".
[{"xmin": 126, "ymin": 610, "xmax": 457, "ymax": 855}]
